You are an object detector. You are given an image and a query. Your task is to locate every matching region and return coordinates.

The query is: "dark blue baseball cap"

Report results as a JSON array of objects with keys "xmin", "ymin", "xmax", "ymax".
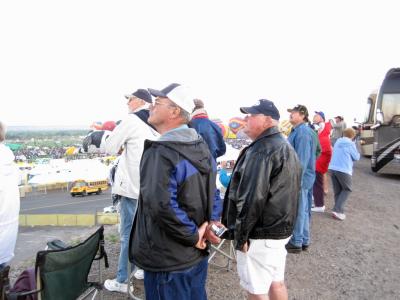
[
  {"xmin": 240, "ymin": 99, "xmax": 280, "ymax": 120},
  {"xmin": 125, "ymin": 89, "xmax": 152, "ymax": 103},
  {"xmin": 315, "ymin": 111, "xmax": 325, "ymax": 121}
]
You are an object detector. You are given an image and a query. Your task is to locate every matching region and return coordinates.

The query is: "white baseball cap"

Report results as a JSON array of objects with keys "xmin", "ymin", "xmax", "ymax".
[{"xmin": 148, "ymin": 83, "xmax": 194, "ymax": 113}]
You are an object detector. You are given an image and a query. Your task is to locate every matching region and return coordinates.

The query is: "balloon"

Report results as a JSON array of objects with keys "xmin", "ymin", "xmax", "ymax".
[
  {"xmin": 211, "ymin": 119, "xmax": 229, "ymax": 139},
  {"xmin": 226, "ymin": 131, "xmax": 237, "ymax": 139},
  {"xmin": 279, "ymin": 120, "xmax": 292, "ymax": 137},
  {"xmin": 228, "ymin": 117, "xmax": 246, "ymax": 134},
  {"xmin": 90, "ymin": 121, "xmax": 103, "ymax": 130},
  {"xmin": 102, "ymin": 120, "xmax": 116, "ymax": 131},
  {"xmin": 65, "ymin": 146, "xmax": 76, "ymax": 156},
  {"xmin": 217, "ymin": 123, "xmax": 229, "ymax": 138}
]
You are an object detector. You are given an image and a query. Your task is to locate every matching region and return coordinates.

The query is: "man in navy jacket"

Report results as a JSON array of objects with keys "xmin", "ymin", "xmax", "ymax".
[{"xmin": 130, "ymin": 84, "xmax": 220, "ymax": 300}]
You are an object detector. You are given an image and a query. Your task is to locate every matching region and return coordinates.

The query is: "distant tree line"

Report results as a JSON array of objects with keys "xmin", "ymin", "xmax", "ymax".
[{"xmin": 6, "ymin": 129, "xmax": 89, "ymax": 140}]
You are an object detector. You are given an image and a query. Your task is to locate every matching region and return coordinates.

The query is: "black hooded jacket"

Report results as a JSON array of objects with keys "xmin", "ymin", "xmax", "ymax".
[
  {"xmin": 129, "ymin": 128, "xmax": 217, "ymax": 272},
  {"xmin": 221, "ymin": 126, "xmax": 302, "ymax": 250}
]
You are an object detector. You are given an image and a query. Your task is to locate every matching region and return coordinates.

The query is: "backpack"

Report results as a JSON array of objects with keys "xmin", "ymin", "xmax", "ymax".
[{"xmin": 9, "ymin": 268, "xmax": 37, "ymax": 300}]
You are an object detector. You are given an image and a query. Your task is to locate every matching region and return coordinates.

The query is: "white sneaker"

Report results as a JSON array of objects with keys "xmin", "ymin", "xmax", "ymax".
[
  {"xmin": 104, "ymin": 278, "xmax": 128, "ymax": 293},
  {"xmin": 332, "ymin": 211, "xmax": 346, "ymax": 220},
  {"xmin": 133, "ymin": 269, "xmax": 144, "ymax": 280},
  {"xmin": 311, "ymin": 206, "xmax": 325, "ymax": 213}
]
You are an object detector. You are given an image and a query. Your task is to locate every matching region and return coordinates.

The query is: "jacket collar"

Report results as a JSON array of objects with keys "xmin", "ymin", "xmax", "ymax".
[
  {"xmin": 252, "ymin": 126, "xmax": 280, "ymax": 144},
  {"xmin": 191, "ymin": 108, "xmax": 209, "ymax": 119},
  {"xmin": 291, "ymin": 122, "xmax": 310, "ymax": 132},
  {"xmin": 233, "ymin": 126, "xmax": 281, "ymax": 169},
  {"xmin": 248, "ymin": 126, "xmax": 281, "ymax": 146}
]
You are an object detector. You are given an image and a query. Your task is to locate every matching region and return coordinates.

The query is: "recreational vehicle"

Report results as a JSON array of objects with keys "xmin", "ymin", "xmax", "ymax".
[
  {"xmin": 370, "ymin": 68, "xmax": 400, "ymax": 174},
  {"xmin": 358, "ymin": 91, "xmax": 377, "ymax": 156}
]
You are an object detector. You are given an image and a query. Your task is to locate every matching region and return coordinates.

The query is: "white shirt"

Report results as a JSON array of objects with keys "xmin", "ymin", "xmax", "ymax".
[
  {"xmin": 0, "ymin": 144, "xmax": 20, "ymax": 264},
  {"xmin": 100, "ymin": 109, "xmax": 159, "ymax": 199}
]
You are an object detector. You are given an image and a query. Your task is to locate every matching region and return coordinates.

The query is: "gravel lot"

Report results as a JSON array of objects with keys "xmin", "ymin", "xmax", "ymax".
[{"xmin": 10, "ymin": 157, "xmax": 400, "ymax": 299}]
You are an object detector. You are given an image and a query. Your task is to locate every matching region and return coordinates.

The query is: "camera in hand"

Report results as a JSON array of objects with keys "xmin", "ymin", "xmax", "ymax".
[{"xmin": 210, "ymin": 224, "xmax": 227, "ymax": 237}]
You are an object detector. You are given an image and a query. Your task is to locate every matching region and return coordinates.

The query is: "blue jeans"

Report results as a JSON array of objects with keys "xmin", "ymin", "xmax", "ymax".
[
  {"xmin": 144, "ymin": 257, "xmax": 208, "ymax": 300},
  {"xmin": 290, "ymin": 188, "xmax": 311, "ymax": 247},
  {"xmin": 116, "ymin": 196, "xmax": 137, "ymax": 283}
]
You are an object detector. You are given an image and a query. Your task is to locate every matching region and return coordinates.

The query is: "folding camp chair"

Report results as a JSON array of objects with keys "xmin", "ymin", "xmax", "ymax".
[
  {"xmin": 208, "ymin": 239, "xmax": 236, "ymax": 271},
  {"xmin": 6, "ymin": 226, "xmax": 109, "ymax": 300}
]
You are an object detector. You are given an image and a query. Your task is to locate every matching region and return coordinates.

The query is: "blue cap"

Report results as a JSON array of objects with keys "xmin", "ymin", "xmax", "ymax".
[
  {"xmin": 125, "ymin": 89, "xmax": 152, "ymax": 103},
  {"xmin": 315, "ymin": 111, "xmax": 325, "ymax": 121},
  {"xmin": 240, "ymin": 99, "xmax": 280, "ymax": 120}
]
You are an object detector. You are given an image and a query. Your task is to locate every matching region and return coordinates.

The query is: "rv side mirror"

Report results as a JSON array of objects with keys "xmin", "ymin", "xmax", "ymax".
[{"xmin": 376, "ymin": 109, "xmax": 384, "ymax": 124}]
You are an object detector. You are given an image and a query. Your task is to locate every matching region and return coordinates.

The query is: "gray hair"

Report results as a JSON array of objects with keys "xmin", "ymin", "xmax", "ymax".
[
  {"xmin": 179, "ymin": 108, "xmax": 191, "ymax": 124},
  {"xmin": 270, "ymin": 118, "xmax": 279, "ymax": 127},
  {"xmin": 0, "ymin": 121, "xmax": 6, "ymax": 142}
]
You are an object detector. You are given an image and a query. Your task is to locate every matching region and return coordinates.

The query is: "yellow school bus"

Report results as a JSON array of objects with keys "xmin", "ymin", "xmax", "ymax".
[{"xmin": 70, "ymin": 179, "xmax": 109, "ymax": 197}]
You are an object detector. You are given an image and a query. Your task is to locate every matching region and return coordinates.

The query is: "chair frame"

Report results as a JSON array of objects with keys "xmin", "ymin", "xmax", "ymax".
[
  {"xmin": 208, "ymin": 239, "xmax": 236, "ymax": 271},
  {"xmin": 4, "ymin": 226, "xmax": 108, "ymax": 300}
]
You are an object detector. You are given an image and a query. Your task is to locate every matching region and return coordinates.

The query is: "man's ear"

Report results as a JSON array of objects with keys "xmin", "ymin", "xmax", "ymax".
[
  {"xmin": 171, "ymin": 106, "xmax": 181, "ymax": 119},
  {"xmin": 264, "ymin": 116, "xmax": 272, "ymax": 128}
]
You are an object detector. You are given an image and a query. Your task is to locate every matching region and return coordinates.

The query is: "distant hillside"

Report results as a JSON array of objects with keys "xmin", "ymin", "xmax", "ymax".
[{"xmin": 8, "ymin": 125, "xmax": 88, "ymax": 132}]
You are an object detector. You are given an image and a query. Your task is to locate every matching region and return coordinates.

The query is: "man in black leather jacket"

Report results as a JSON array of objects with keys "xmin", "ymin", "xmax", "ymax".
[{"xmin": 221, "ymin": 99, "xmax": 301, "ymax": 300}]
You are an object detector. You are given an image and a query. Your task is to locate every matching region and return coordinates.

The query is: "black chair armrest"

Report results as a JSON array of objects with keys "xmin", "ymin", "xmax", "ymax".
[
  {"xmin": 93, "ymin": 232, "xmax": 109, "ymax": 268},
  {"xmin": 6, "ymin": 288, "xmax": 42, "ymax": 300}
]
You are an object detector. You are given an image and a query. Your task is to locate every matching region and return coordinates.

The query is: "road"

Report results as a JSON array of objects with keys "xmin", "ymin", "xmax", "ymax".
[
  {"xmin": 20, "ymin": 189, "xmax": 112, "ymax": 214},
  {"xmin": 20, "ymin": 157, "xmax": 398, "ymax": 215}
]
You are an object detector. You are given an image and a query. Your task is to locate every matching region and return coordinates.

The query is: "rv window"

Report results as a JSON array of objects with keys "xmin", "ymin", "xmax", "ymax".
[
  {"xmin": 363, "ymin": 100, "xmax": 373, "ymax": 123},
  {"xmin": 382, "ymin": 93, "xmax": 400, "ymax": 123}
]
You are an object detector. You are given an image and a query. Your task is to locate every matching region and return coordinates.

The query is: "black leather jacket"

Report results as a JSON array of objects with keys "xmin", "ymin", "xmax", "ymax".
[{"xmin": 221, "ymin": 126, "xmax": 301, "ymax": 250}]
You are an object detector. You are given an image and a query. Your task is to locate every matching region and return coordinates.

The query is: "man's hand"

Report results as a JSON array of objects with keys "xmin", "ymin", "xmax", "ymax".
[
  {"xmin": 195, "ymin": 221, "xmax": 209, "ymax": 250},
  {"xmin": 240, "ymin": 242, "xmax": 249, "ymax": 253},
  {"xmin": 204, "ymin": 221, "xmax": 225, "ymax": 244}
]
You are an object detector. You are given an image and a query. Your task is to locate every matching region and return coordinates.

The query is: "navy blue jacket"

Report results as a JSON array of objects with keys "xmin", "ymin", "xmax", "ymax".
[
  {"xmin": 190, "ymin": 117, "xmax": 226, "ymax": 159},
  {"xmin": 129, "ymin": 128, "xmax": 219, "ymax": 272}
]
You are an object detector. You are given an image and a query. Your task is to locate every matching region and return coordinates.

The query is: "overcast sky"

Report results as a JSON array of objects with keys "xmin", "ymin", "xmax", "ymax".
[{"xmin": 1, "ymin": 0, "xmax": 399, "ymax": 127}]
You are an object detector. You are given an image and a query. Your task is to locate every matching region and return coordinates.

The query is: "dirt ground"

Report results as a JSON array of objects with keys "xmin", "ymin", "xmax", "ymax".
[{"xmin": 10, "ymin": 157, "xmax": 400, "ymax": 299}]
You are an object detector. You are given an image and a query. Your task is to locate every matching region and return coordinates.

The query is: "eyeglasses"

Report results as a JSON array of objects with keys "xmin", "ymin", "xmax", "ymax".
[{"xmin": 153, "ymin": 99, "xmax": 178, "ymax": 109}]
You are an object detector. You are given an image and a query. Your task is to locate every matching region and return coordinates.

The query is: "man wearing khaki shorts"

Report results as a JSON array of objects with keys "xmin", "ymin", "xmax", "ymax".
[{"xmin": 221, "ymin": 99, "xmax": 301, "ymax": 300}]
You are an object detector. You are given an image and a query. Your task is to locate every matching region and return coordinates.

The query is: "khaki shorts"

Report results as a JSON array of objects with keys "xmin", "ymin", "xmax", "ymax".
[{"xmin": 236, "ymin": 237, "xmax": 290, "ymax": 295}]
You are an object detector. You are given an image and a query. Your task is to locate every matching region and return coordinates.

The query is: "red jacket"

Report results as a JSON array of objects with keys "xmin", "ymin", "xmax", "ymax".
[{"xmin": 316, "ymin": 122, "xmax": 332, "ymax": 173}]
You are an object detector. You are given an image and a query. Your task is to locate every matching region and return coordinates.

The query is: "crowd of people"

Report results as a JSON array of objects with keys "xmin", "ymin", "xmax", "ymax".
[
  {"xmin": 0, "ymin": 84, "xmax": 361, "ymax": 300},
  {"xmin": 13, "ymin": 147, "xmax": 66, "ymax": 161}
]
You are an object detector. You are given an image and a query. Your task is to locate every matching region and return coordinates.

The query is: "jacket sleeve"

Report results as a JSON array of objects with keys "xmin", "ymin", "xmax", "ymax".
[
  {"xmin": 102, "ymin": 119, "xmax": 129, "ymax": 155},
  {"xmin": 147, "ymin": 152, "xmax": 199, "ymax": 247},
  {"xmin": 294, "ymin": 132, "xmax": 314, "ymax": 178},
  {"xmin": 211, "ymin": 188, "xmax": 223, "ymax": 221},
  {"xmin": 212, "ymin": 123, "xmax": 226, "ymax": 158},
  {"xmin": 103, "ymin": 116, "xmax": 141, "ymax": 155},
  {"xmin": 233, "ymin": 152, "xmax": 273, "ymax": 250}
]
